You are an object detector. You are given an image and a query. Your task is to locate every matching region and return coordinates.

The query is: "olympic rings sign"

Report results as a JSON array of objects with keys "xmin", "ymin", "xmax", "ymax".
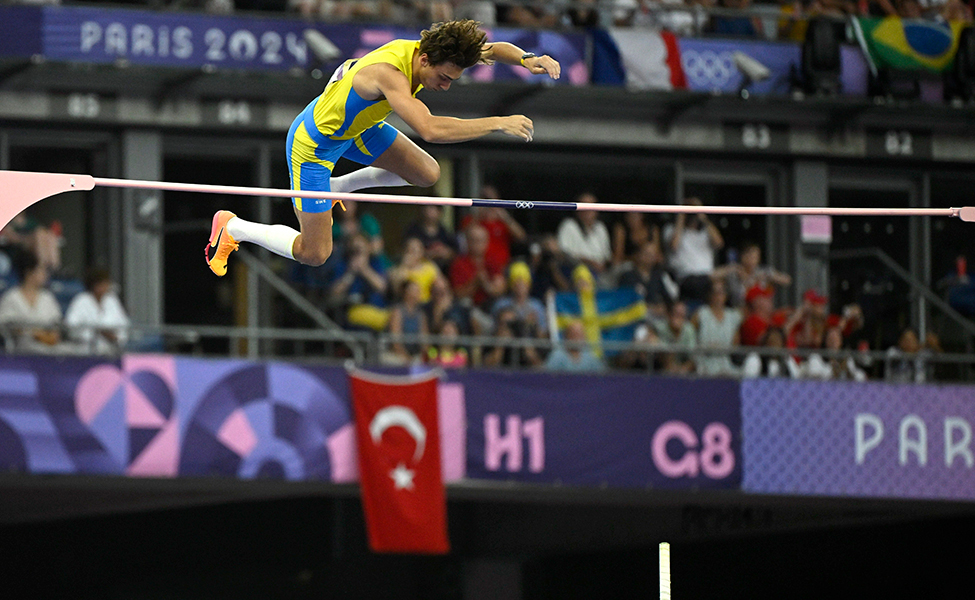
[
  {"xmin": 681, "ymin": 49, "xmax": 736, "ymax": 90},
  {"xmin": 515, "ymin": 201, "xmax": 534, "ymax": 210}
]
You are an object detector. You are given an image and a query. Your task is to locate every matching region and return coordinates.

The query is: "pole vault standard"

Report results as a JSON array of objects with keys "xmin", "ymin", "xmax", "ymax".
[{"xmin": 2, "ymin": 170, "xmax": 974, "ymax": 232}]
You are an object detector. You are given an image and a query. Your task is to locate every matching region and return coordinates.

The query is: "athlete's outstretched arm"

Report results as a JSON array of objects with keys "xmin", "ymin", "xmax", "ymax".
[
  {"xmin": 482, "ymin": 42, "xmax": 561, "ymax": 80},
  {"xmin": 374, "ymin": 65, "xmax": 534, "ymax": 143}
]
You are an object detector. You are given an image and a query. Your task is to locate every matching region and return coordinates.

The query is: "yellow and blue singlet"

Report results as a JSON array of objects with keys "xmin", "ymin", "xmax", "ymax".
[{"xmin": 287, "ymin": 39, "xmax": 423, "ymax": 212}]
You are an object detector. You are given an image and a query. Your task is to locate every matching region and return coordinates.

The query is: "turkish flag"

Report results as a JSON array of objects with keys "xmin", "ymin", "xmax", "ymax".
[{"xmin": 350, "ymin": 370, "xmax": 449, "ymax": 554}]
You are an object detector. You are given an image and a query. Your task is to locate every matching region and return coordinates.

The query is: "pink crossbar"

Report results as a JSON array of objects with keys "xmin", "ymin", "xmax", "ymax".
[{"xmin": 0, "ymin": 170, "xmax": 970, "ymax": 233}]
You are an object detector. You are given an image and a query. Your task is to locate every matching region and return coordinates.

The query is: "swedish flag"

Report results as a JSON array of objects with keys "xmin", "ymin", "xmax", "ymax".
[
  {"xmin": 856, "ymin": 17, "xmax": 965, "ymax": 73},
  {"xmin": 555, "ymin": 288, "xmax": 647, "ymax": 358}
]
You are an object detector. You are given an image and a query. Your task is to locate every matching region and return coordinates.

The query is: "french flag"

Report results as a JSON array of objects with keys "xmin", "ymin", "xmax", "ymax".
[{"xmin": 592, "ymin": 28, "xmax": 687, "ymax": 91}]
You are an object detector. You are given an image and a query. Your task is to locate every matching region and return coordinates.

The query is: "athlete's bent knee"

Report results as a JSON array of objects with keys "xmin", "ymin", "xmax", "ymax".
[
  {"xmin": 295, "ymin": 240, "xmax": 332, "ymax": 267},
  {"xmin": 411, "ymin": 159, "xmax": 440, "ymax": 189}
]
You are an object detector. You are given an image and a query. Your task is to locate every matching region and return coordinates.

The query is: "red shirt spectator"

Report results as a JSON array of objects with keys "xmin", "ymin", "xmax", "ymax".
[
  {"xmin": 449, "ymin": 224, "xmax": 506, "ymax": 308},
  {"xmin": 739, "ymin": 284, "xmax": 788, "ymax": 346},
  {"xmin": 461, "ymin": 187, "xmax": 526, "ymax": 268},
  {"xmin": 784, "ymin": 289, "xmax": 863, "ymax": 348}
]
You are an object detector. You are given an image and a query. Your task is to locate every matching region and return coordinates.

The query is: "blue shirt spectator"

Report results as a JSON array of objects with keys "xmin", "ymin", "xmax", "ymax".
[
  {"xmin": 329, "ymin": 233, "xmax": 388, "ymax": 308},
  {"xmin": 546, "ymin": 320, "xmax": 605, "ymax": 372}
]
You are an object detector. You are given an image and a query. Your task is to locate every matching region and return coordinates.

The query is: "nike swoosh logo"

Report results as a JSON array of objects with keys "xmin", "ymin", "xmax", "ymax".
[{"xmin": 209, "ymin": 228, "xmax": 223, "ymax": 261}]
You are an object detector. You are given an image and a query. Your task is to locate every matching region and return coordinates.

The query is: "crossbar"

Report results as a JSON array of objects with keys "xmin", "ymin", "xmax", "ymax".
[{"xmin": 2, "ymin": 170, "xmax": 973, "ymax": 232}]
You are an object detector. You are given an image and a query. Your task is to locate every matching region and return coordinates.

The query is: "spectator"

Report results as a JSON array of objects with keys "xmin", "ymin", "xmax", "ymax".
[
  {"xmin": 426, "ymin": 319, "xmax": 468, "ymax": 368},
  {"xmin": 545, "ymin": 320, "xmax": 606, "ymax": 372},
  {"xmin": 439, "ymin": 0, "xmax": 498, "ymax": 25},
  {"xmin": 739, "ymin": 284, "xmax": 783, "ymax": 346},
  {"xmin": 64, "ymin": 267, "xmax": 130, "ymax": 355},
  {"xmin": 786, "ymin": 301, "xmax": 826, "ymax": 350},
  {"xmin": 785, "ymin": 289, "xmax": 864, "ymax": 349},
  {"xmin": 617, "ymin": 0, "xmax": 706, "ymax": 35},
  {"xmin": 386, "ymin": 280, "xmax": 428, "ymax": 364},
  {"xmin": 656, "ymin": 300, "xmax": 697, "ymax": 374},
  {"xmin": 449, "ymin": 224, "xmax": 506, "ymax": 309},
  {"xmin": 715, "ymin": 242, "xmax": 792, "ymax": 308},
  {"xmin": 0, "ymin": 252, "xmax": 63, "ymax": 354},
  {"xmin": 529, "ymin": 234, "xmax": 575, "ymax": 298},
  {"xmin": 483, "ymin": 306, "xmax": 545, "ymax": 368},
  {"xmin": 492, "ymin": 261, "xmax": 548, "ymax": 337},
  {"xmin": 565, "ymin": 0, "xmax": 602, "ymax": 26},
  {"xmin": 618, "ymin": 315, "xmax": 664, "ymax": 371},
  {"xmin": 332, "ymin": 199, "xmax": 388, "ymax": 267},
  {"xmin": 612, "ymin": 210, "xmax": 660, "ymax": 266},
  {"xmin": 885, "ymin": 326, "xmax": 933, "ymax": 383},
  {"xmin": 894, "ymin": 0, "xmax": 924, "ymax": 17},
  {"xmin": 497, "ymin": 2, "xmax": 563, "ymax": 27},
  {"xmin": 0, "ymin": 212, "xmax": 62, "ymax": 274},
  {"xmin": 425, "ymin": 275, "xmax": 476, "ymax": 336},
  {"xmin": 693, "ymin": 278, "xmax": 742, "ymax": 376},
  {"xmin": 742, "ymin": 327, "xmax": 799, "ymax": 378},
  {"xmin": 803, "ymin": 326, "xmax": 867, "ymax": 381},
  {"xmin": 404, "ymin": 205, "xmax": 458, "ymax": 271},
  {"xmin": 329, "ymin": 232, "xmax": 389, "ymax": 317},
  {"xmin": 711, "ymin": 0, "xmax": 763, "ymax": 37},
  {"xmin": 557, "ymin": 192, "xmax": 612, "ymax": 276},
  {"xmin": 462, "ymin": 186, "xmax": 526, "ymax": 269},
  {"xmin": 617, "ymin": 241, "xmax": 678, "ymax": 318},
  {"xmin": 388, "ymin": 237, "xmax": 442, "ymax": 304},
  {"xmin": 663, "ymin": 197, "xmax": 724, "ymax": 304},
  {"xmin": 568, "ymin": 263, "xmax": 605, "ymax": 357},
  {"xmin": 940, "ymin": 0, "xmax": 973, "ymax": 21},
  {"xmin": 873, "ymin": 0, "xmax": 970, "ymax": 20},
  {"xmin": 290, "ymin": 0, "xmax": 422, "ymax": 22}
]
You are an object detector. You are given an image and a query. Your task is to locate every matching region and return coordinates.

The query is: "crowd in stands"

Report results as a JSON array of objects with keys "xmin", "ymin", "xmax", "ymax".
[
  {"xmin": 16, "ymin": 0, "xmax": 972, "ymax": 35},
  {"xmin": 0, "ymin": 191, "xmax": 953, "ymax": 382},
  {"xmin": 293, "ymin": 187, "xmax": 948, "ymax": 380},
  {"xmin": 0, "ymin": 214, "xmax": 130, "ymax": 356}
]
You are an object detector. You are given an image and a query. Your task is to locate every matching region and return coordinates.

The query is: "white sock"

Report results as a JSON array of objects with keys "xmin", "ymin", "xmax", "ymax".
[
  {"xmin": 330, "ymin": 167, "xmax": 409, "ymax": 193},
  {"xmin": 226, "ymin": 217, "xmax": 298, "ymax": 260}
]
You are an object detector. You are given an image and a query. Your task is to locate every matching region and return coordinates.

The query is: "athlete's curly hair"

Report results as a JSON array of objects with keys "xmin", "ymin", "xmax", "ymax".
[{"xmin": 419, "ymin": 20, "xmax": 487, "ymax": 69}]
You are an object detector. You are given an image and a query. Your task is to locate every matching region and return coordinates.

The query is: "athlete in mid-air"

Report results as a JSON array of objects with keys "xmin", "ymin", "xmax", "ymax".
[{"xmin": 206, "ymin": 19, "xmax": 561, "ymax": 276}]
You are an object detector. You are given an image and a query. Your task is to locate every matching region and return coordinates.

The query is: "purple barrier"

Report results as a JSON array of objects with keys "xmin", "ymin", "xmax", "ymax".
[
  {"xmin": 742, "ymin": 379, "xmax": 975, "ymax": 501},
  {"xmin": 0, "ymin": 355, "xmax": 740, "ymax": 492},
  {"xmin": 0, "ymin": 5, "xmax": 588, "ymax": 83},
  {"xmin": 0, "ymin": 355, "xmax": 360, "ymax": 481},
  {"xmin": 459, "ymin": 370, "xmax": 742, "ymax": 490}
]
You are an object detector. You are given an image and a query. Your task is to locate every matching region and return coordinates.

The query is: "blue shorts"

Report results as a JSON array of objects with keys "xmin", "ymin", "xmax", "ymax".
[{"xmin": 286, "ymin": 102, "xmax": 399, "ymax": 213}]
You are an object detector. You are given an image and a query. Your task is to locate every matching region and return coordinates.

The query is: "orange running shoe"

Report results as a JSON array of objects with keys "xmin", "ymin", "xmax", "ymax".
[{"xmin": 205, "ymin": 210, "xmax": 239, "ymax": 276}]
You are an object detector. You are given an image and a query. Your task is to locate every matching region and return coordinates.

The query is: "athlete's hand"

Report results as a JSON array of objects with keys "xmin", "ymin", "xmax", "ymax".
[
  {"xmin": 525, "ymin": 55, "xmax": 561, "ymax": 80},
  {"xmin": 498, "ymin": 115, "xmax": 535, "ymax": 142}
]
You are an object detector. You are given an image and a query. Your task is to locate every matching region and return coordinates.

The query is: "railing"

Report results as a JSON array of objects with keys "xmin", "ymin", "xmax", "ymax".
[
  {"xmin": 5, "ymin": 322, "xmax": 973, "ymax": 382},
  {"xmin": 829, "ymin": 247, "xmax": 975, "ymax": 353}
]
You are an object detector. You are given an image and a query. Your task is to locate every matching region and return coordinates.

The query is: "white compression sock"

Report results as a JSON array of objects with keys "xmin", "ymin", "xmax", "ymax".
[
  {"xmin": 226, "ymin": 217, "xmax": 299, "ymax": 260},
  {"xmin": 330, "ymin": 167, "xmax": 409, "ymax": 193}
]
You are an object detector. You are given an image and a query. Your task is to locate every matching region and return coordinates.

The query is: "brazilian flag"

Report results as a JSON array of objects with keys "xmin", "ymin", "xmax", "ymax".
[
  {"xmin": 555, "ymin": 288, "xmax": 647, "ymax": 358},
  {"xmin": 855, "ymin": 17, "xmax": 966, "ymax": 73}
]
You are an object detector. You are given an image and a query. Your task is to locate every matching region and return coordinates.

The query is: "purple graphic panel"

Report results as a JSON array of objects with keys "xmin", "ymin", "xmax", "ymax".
[
  {"xmin": 0, "ymin": 355, "xmax": 470, "ymax": 483},
  {"xmin": 175, "ymin": 358, "xmax": 353, "ymax": 482},
  {"xmin": 4, "ymin": 5, "xmax": 588, "ymax": 82},
  {"xmin": 0, "ymin": 355, "xmax": 123, "ymax": 474},
  {"xmin": 460, "ymin": 371, "xmax": 741, "ymax": 490},
  {"xmin": 742, "ymin": 379, "xmax": 975, "ymax": 500}
]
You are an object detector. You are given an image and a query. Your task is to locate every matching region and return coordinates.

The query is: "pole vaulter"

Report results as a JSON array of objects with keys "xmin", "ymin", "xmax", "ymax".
[{"xmin": 2, "ymin": 170, "xmax": 974, "ymax": 234}]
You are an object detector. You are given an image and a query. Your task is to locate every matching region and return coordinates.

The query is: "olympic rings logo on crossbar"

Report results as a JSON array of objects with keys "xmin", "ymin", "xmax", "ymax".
[{"xmin": 515, "ymin": 201, "xmax": 534, "ymax": 209}]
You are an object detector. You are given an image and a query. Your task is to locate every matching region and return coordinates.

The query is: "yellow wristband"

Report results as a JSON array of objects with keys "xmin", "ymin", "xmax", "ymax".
[{"xmin": 520, "ymin": 52, "xmax": 536, "ymax": 67}]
